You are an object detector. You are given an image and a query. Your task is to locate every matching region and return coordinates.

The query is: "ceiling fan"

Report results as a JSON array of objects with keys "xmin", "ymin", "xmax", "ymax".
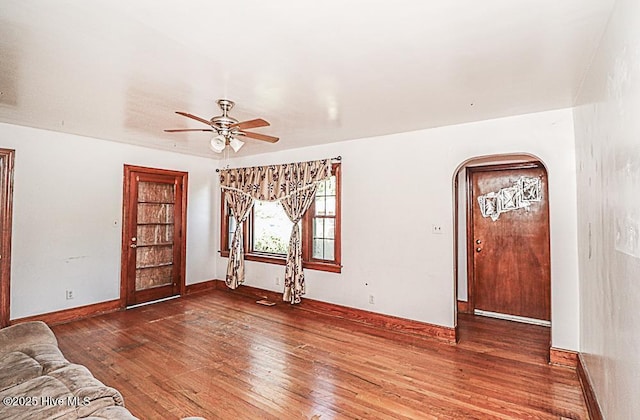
[{"xmin": 164, "ymin": 99, "xmax": 279, "ymax": 153}]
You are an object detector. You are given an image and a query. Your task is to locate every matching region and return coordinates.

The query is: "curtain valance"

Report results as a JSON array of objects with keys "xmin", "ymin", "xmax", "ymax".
[{"xmin": 219, "ymin": 159, "xmax": 332, "ymax": 202}]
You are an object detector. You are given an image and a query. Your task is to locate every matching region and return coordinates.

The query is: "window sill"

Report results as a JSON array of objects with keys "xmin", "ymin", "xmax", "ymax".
[{"xmin": 219, "ymin": 251, "xmax": 341, "ymax": 273}]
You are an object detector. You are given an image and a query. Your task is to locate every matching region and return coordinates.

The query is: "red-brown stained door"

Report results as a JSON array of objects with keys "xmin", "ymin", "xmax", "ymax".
[
  {"xmin": 122, "ymin": 166, "xmax": 187, "ymax": 306},
  {"xmin": 469, "ymin": 164, "xmax": 550, "ymax": 321}
]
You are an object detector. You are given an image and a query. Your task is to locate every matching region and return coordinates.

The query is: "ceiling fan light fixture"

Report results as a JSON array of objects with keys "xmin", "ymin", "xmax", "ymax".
[
  {"xmin": 210, "ymin": 135, "xmax": 226, "ymax": 153},
  {"xmin": 229, "ymin": 137, "xmax": 245, "ymax": 152}
]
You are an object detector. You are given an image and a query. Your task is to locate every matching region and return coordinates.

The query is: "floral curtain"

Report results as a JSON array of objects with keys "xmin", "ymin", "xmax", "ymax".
[
  {"xmin": 224, "ymin": 190, "xmax": 254, "ymax": 289},
  {"xmin": 220, "ymin": 159, "xmax": 332, "ymax": 303},
  {"xmin": 281, "ymin": 187, "xmax": 318, "ymax": 304}
]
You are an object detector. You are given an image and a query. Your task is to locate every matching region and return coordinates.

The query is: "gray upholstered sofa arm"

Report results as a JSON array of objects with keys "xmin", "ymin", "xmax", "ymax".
[{"xmin": 0, "ymin": 321, "xmax": 137, "ymax": 420}]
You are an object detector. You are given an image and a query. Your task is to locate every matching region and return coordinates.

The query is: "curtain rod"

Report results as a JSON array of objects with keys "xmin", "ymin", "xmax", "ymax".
[{"xmin": 215, "ymin": 156, "xmax": 341, "ymax": 172}]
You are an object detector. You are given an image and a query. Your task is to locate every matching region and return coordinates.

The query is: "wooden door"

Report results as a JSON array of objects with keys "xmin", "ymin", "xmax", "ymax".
[
  {"xmin": 121, "ymin": 165, "xmax": 187, "ymax": 306},
  {"xmin": 0, "ymin": 149, "xmax": 15, "ymax": 327},
  {"xmin": 468, "ymin": 163, "xmax": 550, "ymax": 322}
]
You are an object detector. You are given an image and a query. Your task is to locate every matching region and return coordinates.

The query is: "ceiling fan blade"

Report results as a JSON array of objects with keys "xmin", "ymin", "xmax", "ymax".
[
  {"xmin": 175, "ymin": 111, "xmax": 211, "ymax": 126},
  {"xmin": 164, "ymin": 128, "xmax": 214, "ymax": 132},
  {"xmin": 229, "ymin": 118, "xmax": 270, "ymax": 130},
  {"xmin": 238, "ymin": 130, "xmax": 279, "ymax": 143}
]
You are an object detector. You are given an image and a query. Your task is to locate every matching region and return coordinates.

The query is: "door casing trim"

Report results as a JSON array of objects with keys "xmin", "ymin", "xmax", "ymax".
[{"xmin": 0, "ymin": 149, "xmax": 15, "ymax": 327}]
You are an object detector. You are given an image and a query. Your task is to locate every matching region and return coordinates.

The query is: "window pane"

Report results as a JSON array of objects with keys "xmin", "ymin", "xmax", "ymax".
[
  {"xmin": 253, "ymin": 201, "xmax": 292, "ymax": 255},
  {"xmin": 138, "ymin": 203, "xmax": 174, "ymax": 224},
  {"xmin": 316, "ymin": 179, "xmax": 326, "ymax": 195},
  {"xmin": 323, "ymin": 239, "xmax": 335, "ymax": 261},
  {"xmin": 325, "ymin": 197, "xmax": 336, "ymax": 216},
  {"xmin": 325, "ymin": 218, "xmax": 335, "ymax": 239},
  {"xmin": 313, "ymin": 218, "xmax": 324, "ymax": 239},
  {"xmin": 312, "ymin": 233, "xmax": 335, "ymax": 261},
  {"xmin": 327, "ymin": 176, "xmax": 336, "ymax": 195},
  {"xmin": 313, "ymin": 239, "xmax": 324, "ymax": 259},
  {"xmin": 228, "ymin": 216, "xmax": 236, "ymax": 249},
  {"xmin": 315, "ymin": 196, "xmax": 326, "ymax": 216},
  {"xmin": 137, "ymin": 224, "xmax": 173, "ymax": 246},
  {"xmin": 138, "ymin": 182, "xmax": 175, "ymax": 203}
]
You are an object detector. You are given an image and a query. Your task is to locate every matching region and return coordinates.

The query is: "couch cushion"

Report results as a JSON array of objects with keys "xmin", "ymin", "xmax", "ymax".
[
  {"xmin": 0, "ymin": 375, "xmax": 77, "ymax": 420},
  {"xmin": 0, "ymin": 322, "xmax": 57, "ymax": 356},
  {"xmin": 47, "ymin": 364, "xmax": 127, "ymax": 418},
  {"xmin": 21, "ymin": 344, "xmax": 69, "ymax": 374},
  {"xmin": 0, "ymin": 344, "xmax": 70, "ymax": 393},
  {"xmin": 0, "ymin": 351, "xmax": 43, "ymax": 392},
  {"xmin": 0, "ymin": 322, "xmax": 138, "ymax": 419},
  {"xmin": 82, "ymin": 405, "xmax": 138, "ymax": 420}
]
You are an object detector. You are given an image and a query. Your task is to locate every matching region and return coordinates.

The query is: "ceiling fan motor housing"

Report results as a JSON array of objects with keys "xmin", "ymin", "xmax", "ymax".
[
  {"xmin": 211, "ymin": 99, "xmax": 238, "ymax": 131},
  {"xmin": 211, "ymin": 115, "xmax": 238, "ymax": 129}
]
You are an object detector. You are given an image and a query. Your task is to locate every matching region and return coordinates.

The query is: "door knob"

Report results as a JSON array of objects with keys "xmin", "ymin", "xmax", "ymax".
[
  {"xmin": 476, "ymin": 247, "xmax": 482, "ymax": 253},
  {"xmin": 476, "ymin": 239, "xmax": 482, "ymax": 244},
  {"xmin": 130, "ymin": 244, "xmax": 137, "ymax": 248}
]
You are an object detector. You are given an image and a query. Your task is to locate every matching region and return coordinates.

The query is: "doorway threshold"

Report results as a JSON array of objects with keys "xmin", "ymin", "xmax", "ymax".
[
  {"xmin": 127, "ymin": 295, "xmax": 180, "ymax": 310},
  {"xmin": 474, "ymin": 309, "xmax": 550, "ymax": 327}
]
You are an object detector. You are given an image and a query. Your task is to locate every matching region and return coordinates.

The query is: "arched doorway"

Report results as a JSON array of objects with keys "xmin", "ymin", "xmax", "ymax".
[{"xmin": 453, "ymin": 154, "xmax": 551, "ymax": 351}]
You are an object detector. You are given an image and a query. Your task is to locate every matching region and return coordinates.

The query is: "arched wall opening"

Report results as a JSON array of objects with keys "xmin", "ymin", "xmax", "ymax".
[{"xmin": 452, "ymin": 153, "xmax": 551, "ymax": 344}]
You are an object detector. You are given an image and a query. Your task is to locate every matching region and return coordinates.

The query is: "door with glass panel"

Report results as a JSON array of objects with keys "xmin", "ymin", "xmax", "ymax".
[{"xmin": 122, "ymin": 165, "xmax": 187, "ymax": 306}]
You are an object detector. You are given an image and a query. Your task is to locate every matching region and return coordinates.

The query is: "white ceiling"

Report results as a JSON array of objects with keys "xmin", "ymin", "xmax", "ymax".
[{"xmin": 0, "ymin": 0, "xmax": 614, "ymax": 158}]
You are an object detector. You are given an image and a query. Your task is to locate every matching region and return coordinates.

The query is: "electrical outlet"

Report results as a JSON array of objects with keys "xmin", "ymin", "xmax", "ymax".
[
  {"xmin": 432, "ymin": 224, "xmax": 443, "ymax": 234},
  {"xmin": 275, "ymin": 277, "xmax": 281, "ymax": 286},
  {"xmin": 65, "ymin": 290, "xmax": 74, "ymax": 300},
  {"xmin": 368, "ymin": 294, "xmax": 375, "ymax": 305}
]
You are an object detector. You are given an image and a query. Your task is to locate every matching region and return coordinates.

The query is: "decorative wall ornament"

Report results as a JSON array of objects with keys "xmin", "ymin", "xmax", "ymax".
[
  {"xmin": 477, "ymin": 176, "xmax": 541, "ymax": 221},
  {"xmin": 520, "ymin": 176, "xmax": 542, "ymax": 202},
  {"xmin": 498, "ymin": 186, "xmax": 520, "ymax": 211},
  {"xmin": 478, "ymin": 193, "xmax": 499, "ymax": 220}
]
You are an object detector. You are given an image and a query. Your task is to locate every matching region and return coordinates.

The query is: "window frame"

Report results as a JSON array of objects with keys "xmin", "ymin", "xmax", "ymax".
[{"xmin": 219, "ymin": 163, "xmax": 341, "ymax": 273}]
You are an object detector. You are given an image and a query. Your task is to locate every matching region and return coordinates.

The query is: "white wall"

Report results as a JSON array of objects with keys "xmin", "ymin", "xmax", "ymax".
[
  {"xmin": 216, "ymin": 108, "xmax": 580, "ymax": 350},
  {"xmin": 1, "ymin": 123, "xmax": 218, "ymax": 319},
  {"xmin": 456, "ymin": 170, "xmax": 467, "ymax": 301},
  {"xmin": 573, "ymin": 0, "xmax": 640, "ymax": 417}
]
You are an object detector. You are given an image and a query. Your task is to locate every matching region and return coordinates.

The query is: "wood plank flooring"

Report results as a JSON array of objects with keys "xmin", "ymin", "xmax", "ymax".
[{"xmin": 52, "ymin": 290, "xmax": 587, "ymax": 419}]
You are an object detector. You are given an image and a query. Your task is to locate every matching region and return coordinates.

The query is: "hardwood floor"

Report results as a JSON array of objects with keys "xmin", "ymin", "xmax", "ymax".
[{"xmin": 52, "ymin": 290, "xmax": 587, "ymax": 419}]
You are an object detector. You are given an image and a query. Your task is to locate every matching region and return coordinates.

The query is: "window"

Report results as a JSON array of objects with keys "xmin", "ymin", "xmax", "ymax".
[
  {"xmin": 251, "ymin": 200, "xmax": 292, "ymax": 255},
  {"xmin": 220, "ymin": 163, "xmax": 341, "ymax": 273},
  {"xmin": 308, "ymin": 175, "xmax": 337, "ymax": 261}
]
